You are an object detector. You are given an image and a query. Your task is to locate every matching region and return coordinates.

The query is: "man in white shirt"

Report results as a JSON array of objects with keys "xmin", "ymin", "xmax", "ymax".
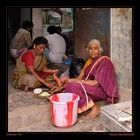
[{"xmin": 44, "ymin": 26, "xmax": 66, "ymax": 63}]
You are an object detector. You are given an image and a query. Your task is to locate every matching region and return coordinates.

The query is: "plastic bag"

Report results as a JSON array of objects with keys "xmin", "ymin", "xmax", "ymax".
[{"xmin": 69, "ymin": 58, "xmax": 85, "ymax": 78}]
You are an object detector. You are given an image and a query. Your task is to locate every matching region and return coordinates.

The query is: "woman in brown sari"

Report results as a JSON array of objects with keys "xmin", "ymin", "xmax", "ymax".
[{"xmin": 12, "ymin": 36, "xmax": 59, "ymax": 91}]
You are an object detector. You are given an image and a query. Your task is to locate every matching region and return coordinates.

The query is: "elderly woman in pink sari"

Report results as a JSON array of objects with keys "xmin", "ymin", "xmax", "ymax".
[{"xmin": 51, "ymin": 39, "xmax": 119, "ymax": 119}]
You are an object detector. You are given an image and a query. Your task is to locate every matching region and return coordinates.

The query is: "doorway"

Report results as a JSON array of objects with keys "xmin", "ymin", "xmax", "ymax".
[{"xmin": 75, "ymin": 8, "xmax": 110, "ymax": 60}]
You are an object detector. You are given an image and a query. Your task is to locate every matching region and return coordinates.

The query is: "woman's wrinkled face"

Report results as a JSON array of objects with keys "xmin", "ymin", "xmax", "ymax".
[
  {"xmin": 87, "ymin": 43, "xmax": 100, "ymax": 58},
  {"xmin": 34, "ymin": 44, "xmax": 46, "ymax": 55}
]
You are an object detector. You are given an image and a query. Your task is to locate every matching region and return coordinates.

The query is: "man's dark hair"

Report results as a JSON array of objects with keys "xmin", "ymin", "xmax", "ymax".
[
  {"xmin": 22, "ymin": 20, "xmax": 34, "ymax": 29},
  {"xmin": 56, "ymin": 26, "xmax": 62, "ymax": 34},
  {"xmin": 47, "ymin": 26, "xmax": 57, "ymax": 34}
]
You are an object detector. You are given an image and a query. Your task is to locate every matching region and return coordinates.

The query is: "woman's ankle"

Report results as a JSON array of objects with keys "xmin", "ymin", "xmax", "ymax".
[{"xmin": 78, "ymin": 100, "xmax": 95, "ymax": 114}]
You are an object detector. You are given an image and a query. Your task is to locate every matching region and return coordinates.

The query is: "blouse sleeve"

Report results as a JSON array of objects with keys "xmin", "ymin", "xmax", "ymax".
[{"xmin": 21, "ymin": 51, "xmax": 34, "ymax": 66}]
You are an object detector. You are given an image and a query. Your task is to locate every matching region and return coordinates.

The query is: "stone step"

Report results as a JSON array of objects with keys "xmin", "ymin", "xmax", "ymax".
[
  {"xmin": 8, "ymin": 99, "xmax": 108, "ymax": 132},
  {"xmin": 14, "ymin": 116, "xmax": 108, "ymax": 132},
  {"xmin": 100, "ymin": 100, "xmax": 132, "ymax": 132},
  {"xmin": 8, "ymin": 91, "xmax": 107, "ymax": 132},
  {"xmin": 8, "ymin": 104, "xmax": 51, "ymax": 132}
]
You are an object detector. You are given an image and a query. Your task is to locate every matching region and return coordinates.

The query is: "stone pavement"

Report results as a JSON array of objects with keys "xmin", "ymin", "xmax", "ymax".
[{"xmin": 8, "ymin": 63, "xmax": 107, "ymax": 132}]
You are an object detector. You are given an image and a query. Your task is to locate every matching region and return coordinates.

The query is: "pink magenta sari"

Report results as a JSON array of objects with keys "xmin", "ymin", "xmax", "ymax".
[{"xmin": 65, "ymin": 56, "xmax": 119, "ymax": 108}]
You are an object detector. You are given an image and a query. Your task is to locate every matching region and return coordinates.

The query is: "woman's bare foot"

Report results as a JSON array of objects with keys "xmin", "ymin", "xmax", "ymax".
[
  {"xmin": 21, "ymin": 85, "xmax": 29, "ymax": 91},
  {"xmin": 84, "ymin": 105, "xmax": 100, "ymax": 119},
  {"xmin": 78, "ymin": 100, "xmax": 95, "ymax": 114}
]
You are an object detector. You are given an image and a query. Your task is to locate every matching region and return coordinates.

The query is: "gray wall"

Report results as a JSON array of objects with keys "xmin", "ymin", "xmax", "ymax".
[
  {"xmin": 7, "ymin": 8, "xmax": 21, "ymax": 49},
  {"xmin": 32, "ymin": 8, "xmax": 43, "ymax": 39},
  {"xmin": 20, "ymin": 8, "xmax": 31, "ymax": 25},
  {"xmin": 111, "ymin": 8, "xmax": 132, "ymax": 91}
]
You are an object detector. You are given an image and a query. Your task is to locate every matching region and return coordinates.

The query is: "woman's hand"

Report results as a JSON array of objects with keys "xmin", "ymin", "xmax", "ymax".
[
  {"xmin": 43, "ymin": 66, "xmax": 59, "ymax": 74},
  {"xmin": 53, "ymin": 69, "xmax": 59, "ymax": 74},
  {"xmin": 44, "ymin": 82, "xmax": 53, "ymax": 89},
  {"xmin": 53, "ymin": 72, "xmax": 62, "ymax": 87},
  {"xmin": 60, "ymin": 77, "xmax": 69, "ymax": 85},
  {"xmin": 50, "ymin": 86, "xmax": 64, "ymax": 94},
  {"xmin": 67, "ymin": 78, "xmax": 78, "ymax": 83}
]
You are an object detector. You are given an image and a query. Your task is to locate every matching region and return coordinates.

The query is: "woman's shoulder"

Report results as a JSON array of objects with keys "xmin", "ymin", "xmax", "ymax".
[
  {"xmin": 22, "ymin": 50, "xmax": 34, "ymax": 58},
  {"xmin": 99, "ymin": 56, "xmax": 113, "ymax": 65},
  {"xmin": 99, "ymin": 56, "xmax": 111, "ymax": 61},
  {"xmin": 24, "ymin": 50, "xmax": 33, "ymax": 54},
  {"xmin": 101, "ymin": 55, "xmax": 110, "ymax": 59}
]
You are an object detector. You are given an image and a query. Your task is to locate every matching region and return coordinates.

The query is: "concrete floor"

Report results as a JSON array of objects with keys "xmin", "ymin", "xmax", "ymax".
[{"xmin": 8, "ymin": 60, "xmax": 132, "ymax": 132}]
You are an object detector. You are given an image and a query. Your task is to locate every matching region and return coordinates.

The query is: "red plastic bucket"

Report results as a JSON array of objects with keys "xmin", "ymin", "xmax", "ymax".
[{"xmin": 49, "ymin": 93, "xmax": 79, "ymax": 127}]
